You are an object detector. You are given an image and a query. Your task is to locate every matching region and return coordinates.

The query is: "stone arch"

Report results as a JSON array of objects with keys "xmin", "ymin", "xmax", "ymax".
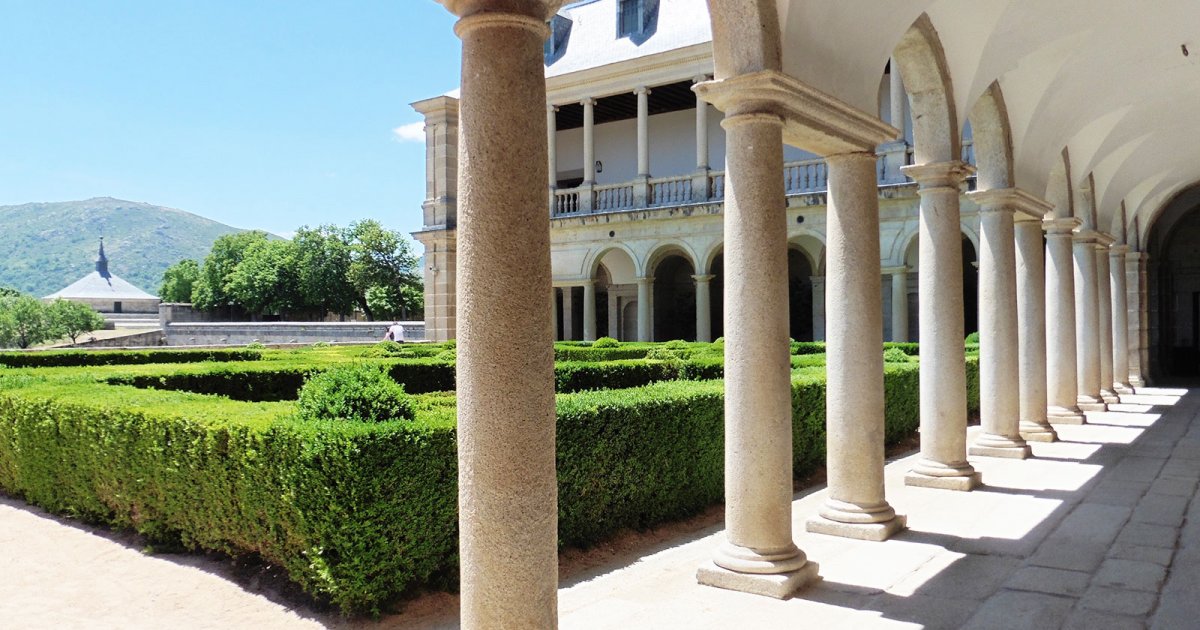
[
  {"xmin": 967, "ymin": 82, "xmax": 1016, "ymax": 192},
  {"xmin": 899, "ymin": 229, "xmax": 982, "ymax": 341},
  {"xmin": 891, "ymin": 14, "xmax": 959, "ymax": 165},
  {"xmin": 786, "ymin": 230, "xmax": 827, "ymax": 275},
  {"xmin": 584, "ymin": 244, "xmax": 640, "ymax": 283},
  {"xmin": 644, "ymin": 240, "xmax": 701, "ymax": 278}
]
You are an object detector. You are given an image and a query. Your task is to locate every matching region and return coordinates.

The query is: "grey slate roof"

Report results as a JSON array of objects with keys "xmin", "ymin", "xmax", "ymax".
[{"xmin": 45, "ymin": 271, "xmax": 158, "ymax": 301}]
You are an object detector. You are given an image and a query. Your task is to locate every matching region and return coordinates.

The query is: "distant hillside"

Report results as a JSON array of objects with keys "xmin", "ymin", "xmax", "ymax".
[{"xmin": 0, "ymin": 197, "xmax": 256, "ymax": 297}]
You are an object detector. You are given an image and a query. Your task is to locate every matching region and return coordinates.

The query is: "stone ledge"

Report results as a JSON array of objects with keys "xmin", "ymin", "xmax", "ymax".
[
  {"xmin": 695, "ymin": 561, "xmax": 820, "ymax": 599},
  {"xmin": 805, "ymin": 514, "xmax": 906, "ymax": 542},
  {"xmin": 905, "ymin": 470, "xmax": 983, "ymax": 491}
]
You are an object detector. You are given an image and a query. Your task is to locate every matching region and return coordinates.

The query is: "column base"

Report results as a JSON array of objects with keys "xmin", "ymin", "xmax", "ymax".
[
  {"xmin": 905, "ymin": 459, "xmax": 982, "ymax": 491},
  {"xmin": 806, "ymin": 513, "xmax": 906, "ymax": 542},
  {"xmin": 1077, "ymin": 395, "xmax": 1107, "ymax": 412},
  {"xmin": 969, "ymin": 436, "xmax": 1032, "ymax": 460},
  {"xmin": 1019, "ymin": 420, "xmax": 1059, "ymax": 443},
  {"xmin": 1100, "ymin": 389, "xmax": 1120, "ymax": 405},
  {"xmin": 1114, "ymin": 383, "xmax": 1135, "ymax": 395},
  {"xmin": 1048, "ymin": 405, "xmax": 1087, "ymax": 424},
  {"xmin": 1129, "ymin": 375, "xmax": 1146, "ymax": 388},
  {"xmin": 697, "ymin": 560, "xmax": 820, "ymax": 599}
]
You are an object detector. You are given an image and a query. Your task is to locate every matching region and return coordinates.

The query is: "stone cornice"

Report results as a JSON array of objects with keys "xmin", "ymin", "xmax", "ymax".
[
  {"xmin": 411, "ymin": 95, "xmax": 459, "ymax": 119},
  {"xmin": 1043, "ymin": 217, "xmax": 1082, "ymax": 234},
  {"xmin": 1072, "ymin": 228, "xmax": 1101, "ymax": 243},
  {"xmin": 693, "ymin": 70, "xmax": 898, "ymax": 155},
  {"xmin": 967, "ymin": 187, "xmax": 1052, "ymax": 221},
  {"xmin": 1094, "ymin": 232, "xmax": 1117, "ymax": 248},
  {"xmin": 902, "ymin": 161, "xmax": 975, "ymax": 191}
]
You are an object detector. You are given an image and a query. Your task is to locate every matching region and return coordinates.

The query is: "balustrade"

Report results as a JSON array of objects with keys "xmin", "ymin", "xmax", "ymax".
[{"xmin": 649, "ymin": 175, "xmax": 693, "ymax": 207}]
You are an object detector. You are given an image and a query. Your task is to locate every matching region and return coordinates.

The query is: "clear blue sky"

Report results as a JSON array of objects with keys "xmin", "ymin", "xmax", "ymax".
[{"xmin": 0, "ymin": 1, "xmax": 462, "ymax": 237}]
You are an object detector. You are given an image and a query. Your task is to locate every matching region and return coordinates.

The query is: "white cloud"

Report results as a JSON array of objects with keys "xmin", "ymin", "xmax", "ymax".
[{"xmin": 392, "ymin": 122, "xmax": 426, "ymax": 143}]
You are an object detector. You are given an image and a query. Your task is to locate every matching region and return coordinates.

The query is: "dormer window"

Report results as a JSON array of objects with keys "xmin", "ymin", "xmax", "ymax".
[
  {"xmin": 544, "ymin": 14, "xmax": 573, "ymax": 65},
  {"xmin": 617, "ymin": 0, "xmax": 645, "ymax": 38}
]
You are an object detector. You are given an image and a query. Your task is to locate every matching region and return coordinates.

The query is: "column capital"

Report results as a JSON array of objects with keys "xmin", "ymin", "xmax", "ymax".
[
  {"xmin": 547, "ymin": 103, "xmax": 559, "ymax": 113},
  {"xmin": 692, "ymin": 74, "xmax": 711, "ymax": 84},
  {"xmin": 902, "ymin": 160, "xmax": 974, "ymax": 191},
  {"xmin": 633, "ymin": 85, "xmax": 651, "ymax": 96},
  {"xmin": 1043, "ymin": 216, "xmax": 1083, "ymax": 235},
  {"xmin": 1072, "ymin": 227, "xmax": 1101, "ymax": 244},
  {"xmin": 694, "ymin": 70, "xmax": 897, "ymax": 155},
  {"xmin": 967, "ymin": 187, "xmax": 1052, "ymax": 221},
  {"xmin": 1094, "ymin": 232, "xmax": 1117, "ymax": 248},
  {"xmin": 691, "ymin": 274, "xmax": 715, "ymax": 283},
  {"xmin": 438, "ymin": 0, "xmax": 565, "ymax": 21},
  {"xmin": 580, "ymin": 97, "xmax": 596, "ymax": 107},
  {"xmin": 636, "ymin": 275, "xmax": 654, "ymax": 285},
  {"xmin": 881, "ymin": 265, "xmax": 909, "ymax": 275},
  {"xmin": 1110, "ymin": 245, "xmax": 1132, "ymax": 256},
  {"xmin": 578, "ymin": 279, "xmax": 595, "ymax": 287}
]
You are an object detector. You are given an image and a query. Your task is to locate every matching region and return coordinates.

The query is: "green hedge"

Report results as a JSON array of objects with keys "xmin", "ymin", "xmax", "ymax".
[
  {"xmin": 0, "ymin": 348, "xmax": 982, "ymax": 614},
  {"xmin": 0, "ymin": 348, "xmax": 263, "ymax": 368}
]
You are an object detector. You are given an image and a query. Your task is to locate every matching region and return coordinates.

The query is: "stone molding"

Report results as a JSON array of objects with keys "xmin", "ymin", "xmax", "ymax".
[
  {"xmin": 901, "ymin": 161, "xmax": 974, "ymax": 192},
  {"xmin": 1094, "ymin": 232, "xmax": 1117, "ymax": 248},
  {"xmin": 1043, "ymin": 216, "xmax": 1083, "ymax": 235},
  {"xmin": 1072, "ymin": 228, "xmax": 1102, "ymax": 243},
  {"xmin": 968, "ymin": 187, "xmax": 1052, "ymax": 221},
  {"xmin": 437, "ymin": 0, "xmax": 564, "ymax": 21},
  {"xmin": 694, "ymin": 70, "xmax": 898, "ymax": 155},
  {"xmin": 1110, "ymin": 245, "xmax": 1131, "ymax": 256}
]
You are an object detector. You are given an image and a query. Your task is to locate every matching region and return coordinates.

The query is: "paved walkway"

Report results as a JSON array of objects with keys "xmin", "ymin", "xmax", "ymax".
[{"xmin": 2, "ymin": 387, "xmax": 1198, "ymax": 629}]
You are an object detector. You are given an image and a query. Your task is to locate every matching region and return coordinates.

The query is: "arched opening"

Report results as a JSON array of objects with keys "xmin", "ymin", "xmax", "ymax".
[
  {"xmin": 593, "ymin": 248, "xmax": 638, "ymax": 341},
  {"xmin": 1148, "ymin": 187, "xmax": 1200, "ymax": 380},
  {"xmin": 902, "ymin": 232, "xmax": 980, "ymax": 340},
  {"xmin": 788, "ymin": 248, "xmax": 815, "ymax": 341},
  {"xmin": 653, "ymin": 254, "xmax": 696, "ymax": 341}
]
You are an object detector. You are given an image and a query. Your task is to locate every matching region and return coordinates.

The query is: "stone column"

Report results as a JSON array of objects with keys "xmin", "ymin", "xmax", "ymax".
[
  {"xmin": 1111, "ymin": 246, "xmax": 1133, "ymax": 394},
  {"xmin": 546, "ymin": 104, "xmax": 558, "ymax": 190},
  {"xmin": 561, "ymin": 286, "xmax": 574, "ymax": 341},
  {"xmin": 448, "ymin": 6, "xmax": 558, "ymax": 627},
  {"xmin": 607, "ymin": 290, "xmax": 620, "ymax": 340},
  {"xmin": 691, "ymin": 75, "xmax": 712, "ymax": 202},
  {"xmin": 1095, "ymin": 241, "xmax": 1118, "ymax": 403},
  {"xmin": 636, "ymin": 277, "xmax": 652, "ymax": 342},
  {"xmin": 1073, "ymin": 231, "xmax": 1106, "ymax": 411},
  {"xmin": 580, "ymin": 97, "xmax": 596, "ymax": 213},
  {"xmin": 694, "ymin": 274, "xmax": 714, "ymax": 342},
  {"xmin": 888, "ymin": 268, "xmax": 909, "ymax": 343},
  {"xmin": 902, "ymin": 161, "xmax": 981, "ymax": 490},
  {"xmin": 1045, "ymin": 217, "xmax": 1087, "ymax": 423},
  {"xmin": 1128, "ymin": 252, "xmax": 1148, "ymax": 388},
  {"xmin": 806, "ymin": 151, "xmax": 905, "ymax": 540},
  {"xmin": 634, "ymin": 86, "xmax": 651, "ymax": 207},
  {"xmin": 812, "ymin": 277, "xmax": 826, "ymax": 341},
  {"xmin": 552, "ymin": 288, "xmax": 560, "ymax": 341},
  {"xmin": 582, "ymin": 280, "xmax": 596, "ymax": 342},
  {"xmin": 889, "ymin": 59, "xmax": 905, "ymax": 140},
  {"xmin": 1014, "ymin": 215, "xmax": 1057, "ymax": 442},
  {"xmin": 695, "ymin": 109, "xmax": 816, "ymax": 596},
  {"xmin": 968, "ymin": 189, "xmax": 1032, "ymax": 458}
]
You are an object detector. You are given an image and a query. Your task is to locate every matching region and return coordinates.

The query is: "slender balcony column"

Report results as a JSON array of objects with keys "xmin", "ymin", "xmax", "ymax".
[
  {"xmin": 902, "ymin": 161, "xmax": 981, "ymax": 491},
  {"xmin": 1014, "ymin": 215, "xmax": 1057, "ymax": 442},
  {"xmin": 968, "ymin": 189, "xmax": 1033, "ymax": 458},
  {"xmin": 1110, "ymin": 246, "xmax": 1133, "ymax": 394},
  {"xmin": 607, "ymin": 291, "xmax": 620, "ymax": 340},
  {"xmin": 633, "ymin": 86, "xmax": 652, "ymax": 206},
  {"xmin": 636, "ymin": 276, "xmax": 652, "ymax": 342},
  {"xmin": 693, "ymin": 274, "xmax": 714, "ymax": 342},
  {"xmin": 696, "ymin": 109, "xmax": 817, "ymax": 595},
  {"xmin": 446, "ymin": 6, "xmax": 558, "ymax": 627},
  {"xmin": 1095, "ymin": 240, "xmax": 1118, "ymax": 403},
  {"xmin": 547, "ymin": 104, "xmax": 558, "ymax": 209},
  {"xmin": 886, "ymin": 267, "xmax": 909, "ymax": 343},
  {"xmin": 580, "ymin": 97, "xmax": 596, "ymax": 213},
  {"xmin": 582, "ymin": 280, "xmax": 597, "ymax": 342},
  {"xmin": 1073, "ymin": 230, "xmax": 1106, "ymax": 412},
  {"xmin": 807, "ymin": 151, "xmax": 906, "ymax": 540},
  {"xmin": 691, "ymin": 75, "xmax": 712, "ymax": 202},
  {"xmin": 1044, "ymin": 217, "xmax": 1087, "ymax": 424}
]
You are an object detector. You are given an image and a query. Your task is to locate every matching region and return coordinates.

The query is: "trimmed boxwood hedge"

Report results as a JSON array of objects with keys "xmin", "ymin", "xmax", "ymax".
[
  {"xmin": 0, "ymin": 347, "xmax": 982, "ymax": 614},
  {"xmin": 0, "ymin": 348, "xmax": 263, "ymax": 368}
]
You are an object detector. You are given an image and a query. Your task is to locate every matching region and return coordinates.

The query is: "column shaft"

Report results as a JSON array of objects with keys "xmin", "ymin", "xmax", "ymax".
[
  {"xmin": 562, "ymin": 287, "xmax": 574, "ymax": 341},
  {"xmin": 453, "ymin": 11, "xmax": 557, "ymax": 628},
  {"xmin": 694, "ymin": 274, "xmax": 713, "ymax": 343},
  {"xmin": 970, "ymin": 203, "xmax": 1030, "ymax": 458},
  {"xmin": 1073, "ymin": 235, "xmax": 1105, "ymax": 411},
  {"xmin": 903, "ymin": 161, "xmax": 980, "ymax": 490},
  {"xmin": 1110, "ymin": 249, "xmax": 1131, "ymax": 392},
  {"xmin": 582, "ymin": 98, "xmax": 596, "ymax": 184},
  {"xmin": 702, "ymin": 111, "xmax": 811, "ymax": 584},
  {"xmin": 812, "ymin": 277, "xmax": 826, "ymax": 341},
  {"xmin": 607, "ymin": 291, "xmax": 620, "ymax": 340},
  {"xmin": 1015, "ymin": 219, "xmax": 1057, "ymax": 442},
  {"xmin": 546, "ymin": 105, "xmax": 557, "ymax": 189},
  {"xmin": 807, "ymin": 152, "xmax": 904, "ymax": 540},
  {"xmin": 1096, "ymin": 247, "xmax": 1117, "ymax": 403},
  {"xmin": 636, "ymin": 86, "xmax": 650, "ymax": 177},
  {"xmin": 695, "ymin": 89, "xmax": 709, "ymax": 169},
  {"xmin": 636, "ymin": 277, "xmax": 652, "ymax": 342},
  {"xmin": 1045, "ymin": 219, "xmax": 1086, "ymax": 423},
  {"xmin": 889, "ymin": 60, "xmax": 905, "ymax": 139},
  {"xmin": 890, "ymin": 271, "xmax": 909, "ymax": 343},
  {"xmin": 582, "ymin": 281, "xmax": 596, "ymax": 342}
]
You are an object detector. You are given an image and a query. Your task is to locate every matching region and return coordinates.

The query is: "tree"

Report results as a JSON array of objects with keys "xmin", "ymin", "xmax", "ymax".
[
  {"xmin": 347, "ymin": 220, "xmax": 422, "ymax": 320},
  {"xmin": 193, "ymin": 231, "xmax": 270, "ymax": 310},
  {"xmin": 0, "ymin": 296, "xmax": 54, "ymax": 348},
  {"xmin": 366, "ymin": 284, "xmax": 425, "ymax": 320},
  {"xmin": 225, "ymin": 239, "xmax": 303, "ymax": 316},
  {"xmin": 293, "ymin": 225, "xmax": 357, "ymax": 316},
  {"xmin": 159, "ymin": 259, "xmax": 200, "ymax": 303},
  {"xmin": 0, "ymin": 287, "xmax": 21, "ymax": 299},
  {"xmin": 47, "ymin": 299, "xmax": 106, "ymax": 344}
]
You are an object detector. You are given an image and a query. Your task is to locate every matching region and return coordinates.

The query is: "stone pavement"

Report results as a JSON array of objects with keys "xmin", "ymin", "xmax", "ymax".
[{"xmin": 2, "ymin": 388, "xmax": 1199, "ymax": 629}]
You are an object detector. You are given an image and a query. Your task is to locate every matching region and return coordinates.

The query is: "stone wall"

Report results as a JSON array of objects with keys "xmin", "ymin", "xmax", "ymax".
[
  {"xmin": 71, "ymin": 330, "xmax": 166, "ymax": 348},
  {"xmin": 163, "ymin": 322, "xmax": 426, "ymax": 346}
]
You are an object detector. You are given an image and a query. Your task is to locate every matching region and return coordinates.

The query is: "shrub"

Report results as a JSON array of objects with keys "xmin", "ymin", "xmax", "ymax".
[
  {"xmin": 591, "ymin": 336, "xmax": 620, "ymax": 348},
  {"xmin": 0, "ymin": 348, "xmax": 263, "ymax": 368},
  {"xmin": 434, "ymin": 349, "xmax": 456, "ymax": 362},
  {"xmin": 663, "ymin": 339, "xmax": 688, "ymax": 350},
  {"xmin": 246, "ymin": 341, "xmax": 266, "ymax": 350},
  {"xmin": 792, "ymin": 341, "xmax": 827, "ymax": 355},
  {"xmin": 644, "ymin": 346, "xmax": 685, "ymax": 363},
  {"xmin": 883, "ymin": 347, "xmax": 914, "ymax": 363},
  {"xmin": 965, "ymin": 331, "xmax": 980, "ymax": 344},
  {"xmin": 296, "ymin": 364, "xmax": 414, "ymax": 423}
]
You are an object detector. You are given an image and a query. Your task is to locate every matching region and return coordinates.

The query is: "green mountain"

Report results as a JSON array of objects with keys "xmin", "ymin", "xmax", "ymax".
[{"xmin": 0, "ymin": 197, "xmax": 258, "ymax": 298}]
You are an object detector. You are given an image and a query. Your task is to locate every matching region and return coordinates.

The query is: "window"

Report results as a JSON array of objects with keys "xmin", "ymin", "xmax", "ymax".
[
  {"xmin": 617, "ymin": 0, "xmax": 642, "ymax": 38},
  {"xmin": 544, "ymin": 14, "xmax": 573, "ymax": 64}
]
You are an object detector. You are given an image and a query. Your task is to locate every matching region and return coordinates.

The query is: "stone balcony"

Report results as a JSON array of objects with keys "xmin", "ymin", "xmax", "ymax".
[{"xmin": 551, "ymin": 141, "xmax": 977, "ymax": 218}]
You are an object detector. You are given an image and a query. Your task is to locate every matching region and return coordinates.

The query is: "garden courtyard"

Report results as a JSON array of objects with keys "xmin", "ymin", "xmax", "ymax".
[{"xmin": 0, "ymin": 343, "xmax": 1198, "ymax": 628}]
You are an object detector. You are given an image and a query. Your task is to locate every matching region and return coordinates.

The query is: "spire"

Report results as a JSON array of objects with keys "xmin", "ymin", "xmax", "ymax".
[{"xmin": 95, "ymin": 237, "xmax": 110, "ymax": 278}]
